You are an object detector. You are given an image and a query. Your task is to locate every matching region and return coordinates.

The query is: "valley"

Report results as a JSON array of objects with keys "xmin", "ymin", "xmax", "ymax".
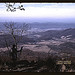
[{"xmin": 0, "ymin": 22, "xmax": 75, "ymax": 72}]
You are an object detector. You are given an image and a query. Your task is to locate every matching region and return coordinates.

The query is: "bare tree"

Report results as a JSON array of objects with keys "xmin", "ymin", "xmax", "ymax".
[
  {"xmin": 3, "ymin": 22, "xmax": 30, "ymax": 62},
  {"xmin": 3, "ymin": 22, "xmax": 29, "ymax": 46}
]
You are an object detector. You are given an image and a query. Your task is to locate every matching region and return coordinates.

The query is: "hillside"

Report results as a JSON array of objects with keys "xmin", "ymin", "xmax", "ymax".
[
  {"xmin": 34, "ymin": 28, "xmax": 75, "ymax": 40},
  {"xmin": 0, "ymin": 48, "xmax": 48, "ymax": 63},
  {"xmin": 47, "ymin": 42, "xmax": 75, "ymax": 56},
  {"xmin": 0, "ymin": 34, "xmax": 35, "ymax": 48}
]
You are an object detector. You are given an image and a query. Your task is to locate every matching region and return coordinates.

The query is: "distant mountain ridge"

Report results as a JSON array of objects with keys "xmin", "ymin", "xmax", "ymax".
[{"xmin": 0, "ymin": 22, "xmax": 75, "ymax": 31}]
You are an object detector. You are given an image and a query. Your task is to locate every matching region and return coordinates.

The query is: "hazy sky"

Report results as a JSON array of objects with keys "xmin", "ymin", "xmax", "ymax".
[{"xmin": 0, "ymin": 3, "xmax": 75, "ymax": 23}]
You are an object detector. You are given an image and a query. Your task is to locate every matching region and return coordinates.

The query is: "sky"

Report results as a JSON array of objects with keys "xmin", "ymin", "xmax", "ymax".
[{"xmin": 0, "ymin": 3, "xmax": 75, "ymax": 23}]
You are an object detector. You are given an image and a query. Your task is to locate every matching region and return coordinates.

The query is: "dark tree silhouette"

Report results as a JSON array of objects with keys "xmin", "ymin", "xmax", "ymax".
[
  {"xmin": 3, "ymin": 22, "xmax": 29, "ymax": 64},
  {"xmin": 11, "ymin": 44, "xmax": 23, "ymax": 62}
]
